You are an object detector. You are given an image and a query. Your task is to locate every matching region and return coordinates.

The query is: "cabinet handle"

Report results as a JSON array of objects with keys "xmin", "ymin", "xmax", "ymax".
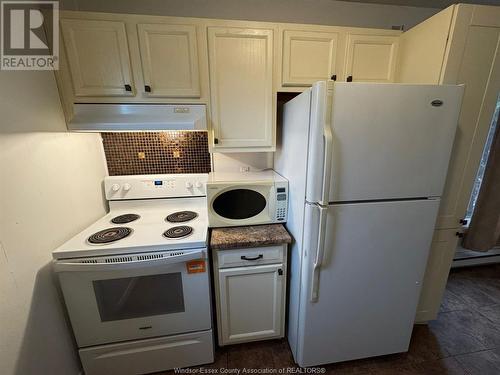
[
  {"xmin": 331, "ymin": 74, "xmax": 337, "ymax": 81},
  {"xmin": 346, "ymin": 75, "xmax": 353, "ymax": 82},
  {"xmin": 124, "ymin": 84, "xmax": 132, "ymax": 92},
  {"xmin": 456, "ymin": 232, "xmax": 464, "ymax": 238},
  {"xmin": 459, "ymin": 219, "xmax": 468, "ymax": 225},
  {"xmin": 241, "ymin": 254, "xmax": 263, "ymax": 261},
  {"xmin": 145, "ymin": 85, "xmax": 152, "ymax": 93},
  {"xmin": 278, "ymin": 268, "xmax": 283, "ymax": 276}
]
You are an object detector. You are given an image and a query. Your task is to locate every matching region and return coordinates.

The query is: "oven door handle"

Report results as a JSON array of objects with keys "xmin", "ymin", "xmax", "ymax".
[{"xmin": 53, "ymin": 250, "xmax": 205, "ymax": 272}]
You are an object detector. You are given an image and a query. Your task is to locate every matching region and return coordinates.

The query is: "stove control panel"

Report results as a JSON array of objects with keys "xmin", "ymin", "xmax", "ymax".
[{"xmin": 105, "ymin": 174, "xmax": 208, "ymax": 200}]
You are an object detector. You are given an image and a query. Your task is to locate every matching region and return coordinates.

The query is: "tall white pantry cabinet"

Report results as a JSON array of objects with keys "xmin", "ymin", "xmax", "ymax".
[{"xmin": 396, "ymin": 4, "xmax": 500, "ymax": 322}]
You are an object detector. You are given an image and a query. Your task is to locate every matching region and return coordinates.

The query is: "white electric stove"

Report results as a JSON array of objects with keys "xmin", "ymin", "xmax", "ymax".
[{"xmin": 53, "ymin": 174, "xmax": 214, "ymax": 375}]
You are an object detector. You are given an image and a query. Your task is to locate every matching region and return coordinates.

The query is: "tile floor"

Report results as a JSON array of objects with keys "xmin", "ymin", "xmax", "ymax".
[{"xmin": 164, "ymin": 264, "xmax": 500, "ymax": 375}]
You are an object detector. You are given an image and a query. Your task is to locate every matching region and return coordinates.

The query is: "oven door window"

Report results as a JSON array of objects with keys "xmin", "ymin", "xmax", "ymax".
[
  {"xmin": 213, "ymin": 188, "xmax": 267, "ymax": 219},
  {"xmin": 93, "ymin": 273, "xmax": 184, "ymax": 322}
]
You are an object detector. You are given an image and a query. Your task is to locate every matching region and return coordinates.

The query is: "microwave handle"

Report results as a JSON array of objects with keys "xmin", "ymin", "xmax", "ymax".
[{"xmin": 53, "ymin": 250, "xmax": 205, "ymax": 273}]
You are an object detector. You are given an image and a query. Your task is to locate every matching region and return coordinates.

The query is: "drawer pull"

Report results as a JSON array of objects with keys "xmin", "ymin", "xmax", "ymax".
[{"xmin": 241, "ymin": 254, "xmax": 263, "ymax": 261}]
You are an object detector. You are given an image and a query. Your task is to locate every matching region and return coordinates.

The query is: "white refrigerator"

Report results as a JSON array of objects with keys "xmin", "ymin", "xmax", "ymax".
[{"xmin": 274, "ymin": 81, "xmax": 464, "ymax": 367}]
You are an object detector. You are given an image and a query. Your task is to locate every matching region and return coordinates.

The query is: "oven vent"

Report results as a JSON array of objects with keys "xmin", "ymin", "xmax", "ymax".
[
  {"xmin": 169, "ymin": 251, "xmax": 185, "ymax": 257},
  {"xmin": 80, "ymin": 259, "xmax": 98, "ymax": 264},
  {"xmin": 67, "ymin": 249, "xmax": 203, "ymax": 266},
  {"xmin": 105, "ymin": 256, "xmax": 133, "ymax": 263},
  {"xmin": 137, "ymin": 253, "xmax": 165, "ymax": 261}
]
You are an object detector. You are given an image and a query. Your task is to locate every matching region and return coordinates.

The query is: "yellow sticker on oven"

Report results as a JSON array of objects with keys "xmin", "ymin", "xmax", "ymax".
[{"xmin": 187, "ymin": 260, "xmax": 206, "ymax": 274}]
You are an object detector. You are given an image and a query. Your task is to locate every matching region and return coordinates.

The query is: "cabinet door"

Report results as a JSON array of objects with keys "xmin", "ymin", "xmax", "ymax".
[
  {"xmin": 137, "ymin": 24, "xmax": 200, "ymax": 98},
  {"xmin": 415, "ymin": 229, "xmax": 459, "ymax": 323},
  {"xmin": 218, "ymin": 264, "xmax": 284, "ymax": 345},
  {"xmin": 282, "ymin": 30, "xmax": 339, "ymax": 86},
  {"xmin": 344, "ymin": 34, "xmax": 398, "ymax": 82},
  {"xmin": 60, "ymin": 19, "xmax": 134, "ymax": 97},
  {"xmin": 436, "ymin": 7, "xmax": 500, "ymax": 229},
  {"xmin": 208, "ymin": 27, "xmax": 274, "ymax": 149}
]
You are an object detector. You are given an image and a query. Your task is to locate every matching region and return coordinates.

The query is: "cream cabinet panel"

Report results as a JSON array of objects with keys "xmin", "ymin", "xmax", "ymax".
[
  {"xmin": 396, "ymin": 6, "xmax": 454, "ymax": 84},
  {"xmin": 437, "ymin": 22, "xmax": 500, "ymax": 229},
  {"xmin": 415, "ymin": 229, "xmax": 459, "ymax": 323},
  {"xmin": 218, "ymin": 264, "xmax": 284, "ymax": 345},
  {"xmin": 137, "ymin": 24, "xmax": 200, "ymax": 98},
  {"xmin": 282, "ymin": 30, "xmax": 339, "ymax": 86},
  {"xmin": 208, "ymin": 27, "xmax": 274, "ymax": 150},
  {"xmin": 345, "ymin": 34, "xmax": 398, "ymax": 82},
  {"xmin": 60, "ymin": 19, "xmax": 134, "ymax": 97}
]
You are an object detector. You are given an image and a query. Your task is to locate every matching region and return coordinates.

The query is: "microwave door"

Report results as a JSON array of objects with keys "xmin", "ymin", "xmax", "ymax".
[
  {"xmin": 209, "ymin": 183, "xmax": 275, "ymax": 227},
  {"xmin": 212, "ymin": 187, "xmax": 268, "ymax": 220}
]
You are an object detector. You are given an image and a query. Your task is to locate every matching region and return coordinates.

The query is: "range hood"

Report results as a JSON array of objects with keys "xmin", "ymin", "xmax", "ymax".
[{"xmin": 68, "ymin": 104, "xmax": 207, "ymax": 131}]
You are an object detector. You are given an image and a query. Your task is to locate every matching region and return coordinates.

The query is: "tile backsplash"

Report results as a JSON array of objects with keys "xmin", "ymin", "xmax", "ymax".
[{"xmin": 102, "ymin": 131, "xmax": 211, "ymax": 175}]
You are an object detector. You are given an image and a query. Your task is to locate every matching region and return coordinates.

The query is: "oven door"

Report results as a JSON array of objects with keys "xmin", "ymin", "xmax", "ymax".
[
  {"xmin": 208, "ymin": 182, "xmax": 275, "ymax": 227},
  {"xmin": 54, "ymin": 249, "xmax": 211, "ymax": 347}
]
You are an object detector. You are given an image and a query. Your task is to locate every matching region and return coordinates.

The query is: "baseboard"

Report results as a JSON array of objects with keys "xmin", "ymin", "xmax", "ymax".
[{"xmin": 452, "ymin": 254, "xmax": 500, "ymax": 268}]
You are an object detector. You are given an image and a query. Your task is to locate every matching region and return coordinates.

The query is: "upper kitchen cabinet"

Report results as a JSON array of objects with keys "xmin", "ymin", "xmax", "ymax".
[
  {"xmin": 60, "ymin": 19, "xmax": 134, "ymax": 97},
  {"xmin": 208, "ymin": 27, "xmax": 275, "ymax": 151},
  {"xmin": 281, "ymin": 29, "xmax": 339, "ymax": 87},
  {"xmin": 344, "ymin": 33, "xmax": 399, "ymax": 82},
  {"xmin": 137, "ymin": 24, "xmax": 201, "ymax": 98},
  {"xmin": 55, "ymin": 12, "xmax": 210, "ymax": 119}
]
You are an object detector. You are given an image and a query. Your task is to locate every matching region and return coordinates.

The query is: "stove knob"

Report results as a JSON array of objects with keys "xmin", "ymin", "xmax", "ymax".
[
  {"xmin": 123, "ymin": 183, "xmax": 131, "ymax": 191},
  {"xmin": 195, "ymin": 181, "xmax": 203, "ymax": 189},
  {"xmin": 185, "ymin": 181, "xmax": 193, "ymax": 189},
  {"xmin": 111, "ymin": 184, "xmax": 120, "ymax": 192}
]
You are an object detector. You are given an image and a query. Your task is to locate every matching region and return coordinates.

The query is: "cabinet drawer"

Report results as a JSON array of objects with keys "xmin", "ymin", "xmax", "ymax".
[{"xmin": 217, "ymin": 245, "xmax": 284, "ymax": 268}]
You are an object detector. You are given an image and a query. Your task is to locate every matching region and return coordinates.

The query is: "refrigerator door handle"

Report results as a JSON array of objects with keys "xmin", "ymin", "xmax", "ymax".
[
  {"xmin": 319, "ymin": 81, "xmax": 334, "ymax": 206},
  {"xmin": 311, "ymin": 206, "xmax": 328, "ymax": 302},
  {"xmin": 320, "ymin": 126, "xmax": 333, "ymax": 205}
]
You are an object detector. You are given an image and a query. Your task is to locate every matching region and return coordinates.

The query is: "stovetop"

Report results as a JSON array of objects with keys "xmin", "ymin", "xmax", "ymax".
[{"xmin": 52, "ymin": 197, "xmax": 208, "ymax": 260}]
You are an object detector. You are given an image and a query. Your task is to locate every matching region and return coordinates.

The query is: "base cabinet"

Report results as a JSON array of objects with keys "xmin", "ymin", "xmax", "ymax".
[{"xmin": 213, "ymin": 245, "xmax": 287, "ymax": 346}]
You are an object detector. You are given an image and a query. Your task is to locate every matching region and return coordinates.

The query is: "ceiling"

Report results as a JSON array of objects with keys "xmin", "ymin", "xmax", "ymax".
[{"xmin": 339, "ymin": 0, "xmax": 500, "ymax": 8}]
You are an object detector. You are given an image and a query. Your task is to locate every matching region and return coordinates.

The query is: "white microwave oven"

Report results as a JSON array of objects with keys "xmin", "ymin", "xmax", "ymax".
[{"xmin": 207, "ymin": 171, "xmax": 288, "ymax": 228}]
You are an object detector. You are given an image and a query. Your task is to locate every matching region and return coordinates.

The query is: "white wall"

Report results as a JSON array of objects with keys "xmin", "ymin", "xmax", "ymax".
[
  {"xmin": 63, "ymin": 0, "xmax": 439, "ymax": 30},
  {"xmin": 212, "ymin": 153, "xmax": 274, "ymax": 173},
  {"xmin": 0, "ymin": 71, "xmax": 107, "ymax": 375}
]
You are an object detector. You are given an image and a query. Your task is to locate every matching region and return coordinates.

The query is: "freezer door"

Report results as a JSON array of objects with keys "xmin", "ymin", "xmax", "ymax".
[
  {"xmin": 306, "ymin": 82, "xmax": 464, "ymax": 203},
  {"xmin": 295, "ymin": 199, "xmax": 439, "ymax": 367}
]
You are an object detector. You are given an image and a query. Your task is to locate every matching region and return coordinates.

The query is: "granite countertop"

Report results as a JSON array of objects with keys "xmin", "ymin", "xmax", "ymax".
[{"xmin": 210, "ymin": 224, "xmax": 292, "ymax": 250}]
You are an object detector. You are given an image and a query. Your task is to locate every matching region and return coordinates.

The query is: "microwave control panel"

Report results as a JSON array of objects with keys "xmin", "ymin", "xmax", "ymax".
[{"xmin": 275, "ymin": 183, "xmax": 288, "ymax": 222}]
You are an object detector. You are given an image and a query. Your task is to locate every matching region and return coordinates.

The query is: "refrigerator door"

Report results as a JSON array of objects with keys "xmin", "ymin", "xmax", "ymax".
[
  {"xmin": 294, "ymin": 199, "xmax": 439, "ymax": 367},
  {"xmin": 306, "ymin": 82, "xmax": 464, "ymax": 203}
]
